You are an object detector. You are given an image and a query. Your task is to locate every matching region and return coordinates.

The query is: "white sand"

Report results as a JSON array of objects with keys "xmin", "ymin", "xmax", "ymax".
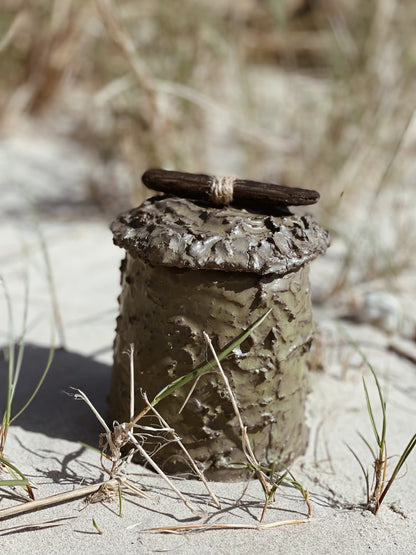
[{"xmin": 1, "ymin": 134, "xmax": 416, "ymax": 554}]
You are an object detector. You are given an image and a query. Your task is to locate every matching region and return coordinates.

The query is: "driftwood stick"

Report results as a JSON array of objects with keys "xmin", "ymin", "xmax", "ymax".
[{"xmin": 142, "ymin": 169, "xmax": 320, "ymax": 209}]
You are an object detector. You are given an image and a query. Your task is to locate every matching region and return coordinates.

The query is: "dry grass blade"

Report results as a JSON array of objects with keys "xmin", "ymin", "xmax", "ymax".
[
  {"xmin": 0, "ymin": 479, "xmax": 120, "ymax": 520},
  {"xmin": 128, "ymin": 343, "xmax": 135, "ymax": 420},
  {"xmin": 203, "ymin": 331, "xmax": 258, "ymax": 468},
  {"xmin": 120, "ymin": 423, "xmax": 201, "ymax": 516},
  {"xmin": 75, "ymin": 349, "xmax": 203, "ymax": 516},
  {"xmin": 74, "ymin": 360, "xmax": 200, "ymax": 514},
  {"xmin": 203, "ymin": 331, "xmax": 310, "ymax": 522},
  {"xmin": 71, "ymin": 389, "xmax": 115, "ymax": 454},
  {"xmin": 93, "ymin": 0, "xmax": 157, "ymax": 117},
  {"xmin": 142, "ymin": 393, "xmax": 221, "ymax": 509},
  {"xmin": 122, "ymin": 480, "xmax": 151, "ymax": 500},
  {"xmin": 178, "ymin": 375, "xmax": 202, "ymax": 414},
  {"xmin": 0, "ymin": 10, "xmax": 29, "ymax": 53},
  {"xmin": 145, "ymin": 518, "xmax": 309, "ymax": 534},
  {"xmin": 0, "ymin": 516, "xmax": 77, "ymax": 535}
]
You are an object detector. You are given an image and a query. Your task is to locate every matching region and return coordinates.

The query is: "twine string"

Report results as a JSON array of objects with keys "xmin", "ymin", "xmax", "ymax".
[{"xmin": 209, "ymin": 176, "xmax": 235, "ymax": 205}]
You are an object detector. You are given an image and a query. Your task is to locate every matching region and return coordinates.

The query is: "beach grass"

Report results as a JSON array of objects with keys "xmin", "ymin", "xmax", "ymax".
[{"xmin": 347, "ymin": 340, "xmax": 416, "ymax": 514}]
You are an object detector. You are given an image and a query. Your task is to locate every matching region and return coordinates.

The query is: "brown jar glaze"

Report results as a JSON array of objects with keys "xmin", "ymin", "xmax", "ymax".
[{"xmin": 110, "ymin": 195, "xmax": 329, "ymax": 480}]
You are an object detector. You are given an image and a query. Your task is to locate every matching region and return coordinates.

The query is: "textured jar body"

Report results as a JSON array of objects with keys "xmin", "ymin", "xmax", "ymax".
[{"xmin": 110, "ymin": 255, "xmax": 313, "ymax": 480}]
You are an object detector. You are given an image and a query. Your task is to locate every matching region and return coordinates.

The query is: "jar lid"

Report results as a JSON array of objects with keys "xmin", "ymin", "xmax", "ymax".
[{"xmin": 111, "ymin": 195, "xmax": 330, "ymax": 275}]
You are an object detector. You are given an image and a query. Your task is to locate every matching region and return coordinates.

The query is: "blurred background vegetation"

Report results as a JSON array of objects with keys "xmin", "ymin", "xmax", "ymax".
[{"xmin": 1, "ymin": 0, "xmax": 415, "ymax": 295}]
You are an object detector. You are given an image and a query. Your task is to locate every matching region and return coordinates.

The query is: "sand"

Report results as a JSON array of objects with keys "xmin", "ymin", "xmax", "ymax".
[{"xmin": 1, "ymin": 132, "xmax": 416, "ymax": 554}]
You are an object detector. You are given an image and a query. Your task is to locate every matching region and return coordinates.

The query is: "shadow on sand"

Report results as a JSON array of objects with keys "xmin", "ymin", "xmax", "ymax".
[{"xmin": 0, "ymin": 344, "xmax": 112, "ymax": 448}]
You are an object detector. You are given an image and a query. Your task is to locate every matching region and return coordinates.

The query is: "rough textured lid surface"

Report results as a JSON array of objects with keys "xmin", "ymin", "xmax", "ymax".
[{"xmin": 111, "ymin": 195, "xmax": 330, "ymax": 275}]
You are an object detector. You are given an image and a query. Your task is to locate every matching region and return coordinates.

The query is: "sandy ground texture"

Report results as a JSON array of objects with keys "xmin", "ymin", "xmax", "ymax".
[{"xmin": 1, "ymin": 131, "xmax": 416, "ymax": 555}]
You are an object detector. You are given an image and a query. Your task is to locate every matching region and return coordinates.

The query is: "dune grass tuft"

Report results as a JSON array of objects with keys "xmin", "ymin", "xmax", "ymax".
[{"xmin": 347, "ymin": 340, "xmax": 416, "ymax": 514}]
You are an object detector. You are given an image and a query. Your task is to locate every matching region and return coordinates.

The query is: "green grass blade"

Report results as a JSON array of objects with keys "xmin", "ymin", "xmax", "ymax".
[
  {"xmin": 377, "ymin": 433, "xmax": 416, "ymax": 508},
  {"xmin": 10, "ymin": 342, "xmax": 55, "ymax": 424},
  {"xmin": 357, "ymin": 431, "xmax": 377, "ymax": 460},
  {"xmin": 78, "ymin": 442, "xmax": 102, "ymax": 454},
  {"xmin": 343, "ymin": 328, "xmax": 414, "ymax": 512},
  {"xmin": 0, "ymin": 478, "xmax": 29, "ymax": 487},
  {"xmin": 249, "ymin": 465, "xmax": 269, "ymax": 498},
  {"xmin": 19, "ymin": 185, "xmax": 66, "ymax": 349},
  {"xmin": 0, "ymin": 454, "xmax": 28, "ymax": 478},
  {"xmin": 1, "ymin": 275, "xmax": 15, "ymax": 428},
  {"xmin": 343, "ymin": 331, "xmax": 387, "ymax": 450},
  {"xmin": 0, "ymin": 454, "xmax": 32, "ymax": 496},
  {"xmin": 37, "ymin": 215, "xmax": 66, "ymax": 349},
  {"xmin": 151, "ymin": 308, "xmax": 272, "ymax": 407},
  {"xmin": 9, "ymin": 275, "xmax": 30, "ymax": 407},
  {"xmin": 368, "ymin": 365, "xmax": 387, "ymax": 449},
  {"xmin": 263, "ymin": 459, "xmax": 308, "ymax": 500},
  {"xmin": 273, "ymin": 471, "xmax": 287, "ymax": 488},
  {"xmin": 362, "ymin": 376, "xmax": 381, "ymax": 448},
  {"xmin": 92, "ymin": 518, "xmax": 103, "ymax": 534},
  {"xmin": 388, "ymin": 433, "xmax": 416, "ymax": 484},
  {"xmin": 346, "ymin": 443, "xmax": 370, "ymax": 503},
  {"xmin": 279, "ymin": 467, "xmax": 307, "ymax": 499}
]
